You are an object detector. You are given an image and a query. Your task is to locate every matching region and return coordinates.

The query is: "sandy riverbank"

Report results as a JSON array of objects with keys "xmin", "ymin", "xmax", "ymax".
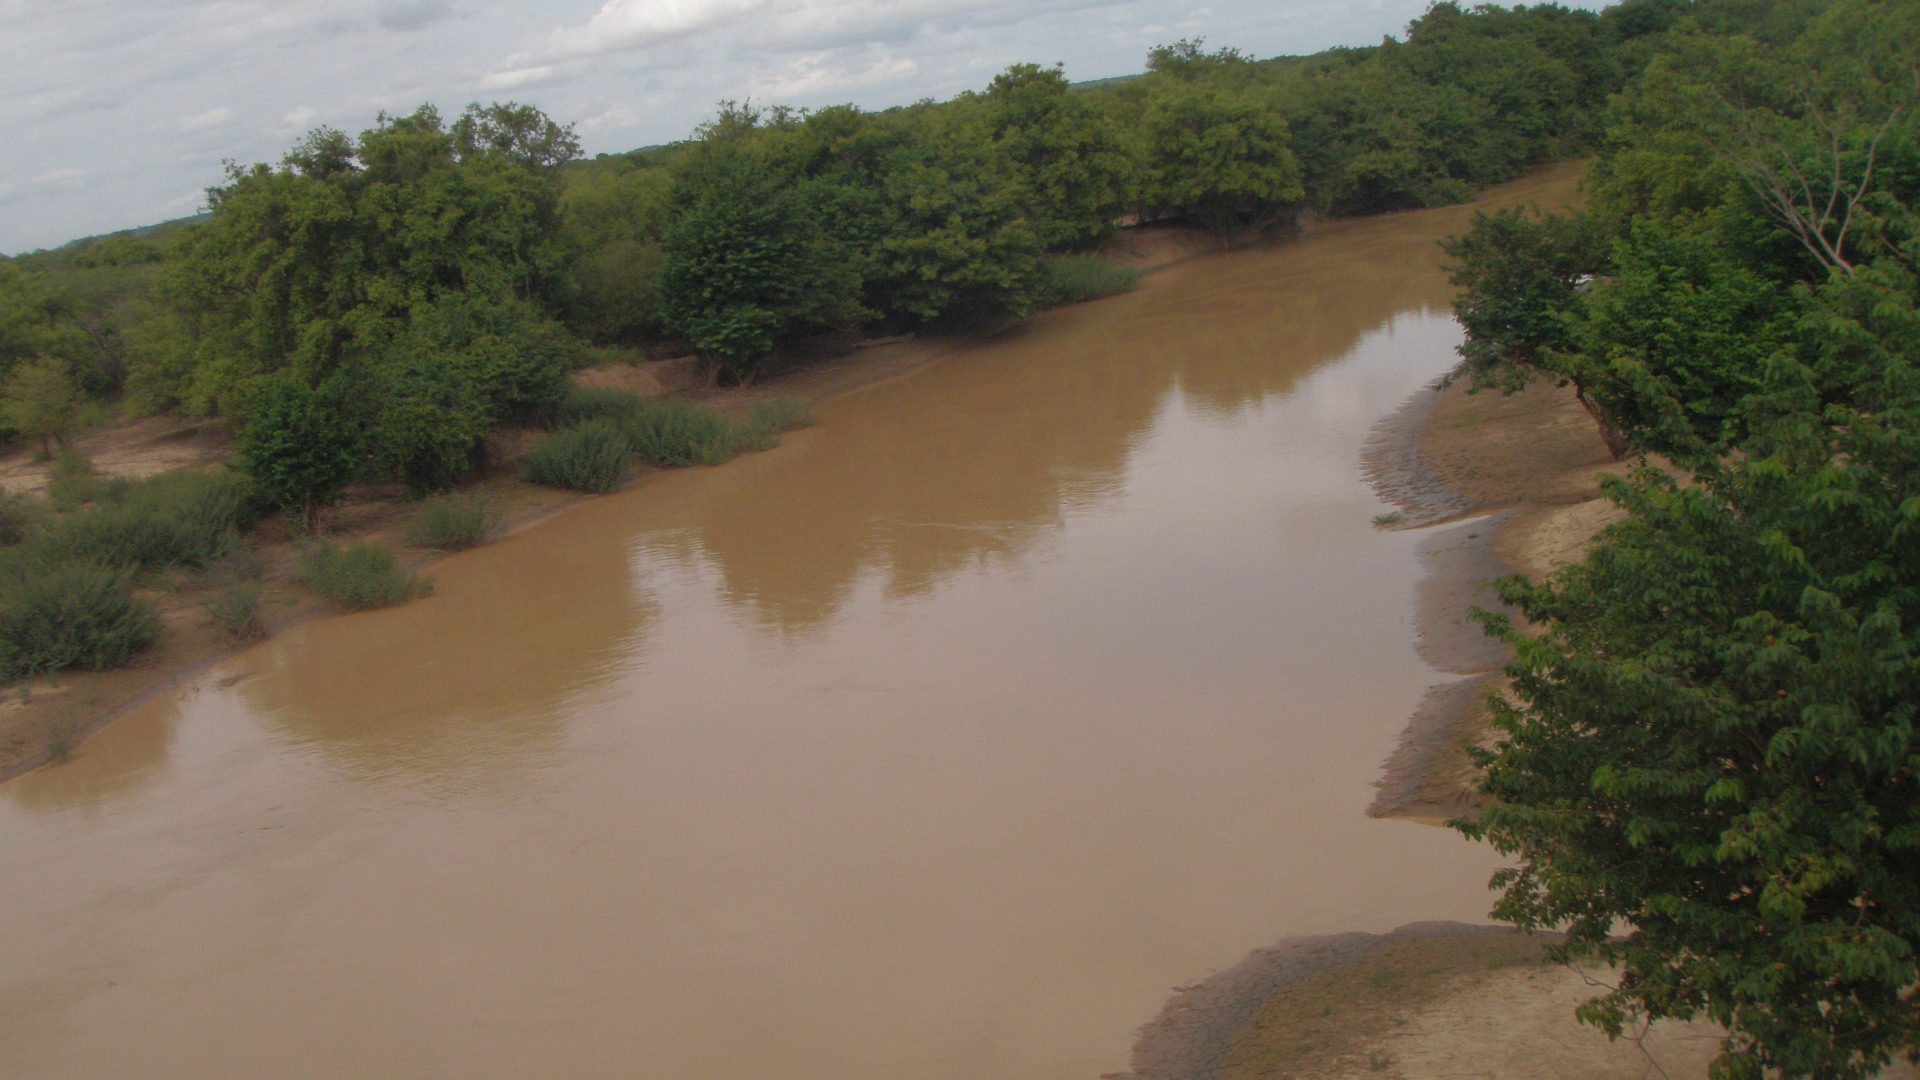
[{"xmin": 1108, "ymin": 376, "xmax": 1920, "ymax": 1080}]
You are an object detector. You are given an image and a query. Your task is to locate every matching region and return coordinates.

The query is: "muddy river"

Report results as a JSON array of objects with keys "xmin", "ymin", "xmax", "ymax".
[{"xmin": 1, "ymin": 166, "xmax": 1577, "ymax": 1080}]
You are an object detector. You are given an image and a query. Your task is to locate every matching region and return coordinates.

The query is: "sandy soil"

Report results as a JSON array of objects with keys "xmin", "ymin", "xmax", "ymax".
[
  {"xmin": 1114, "ymin": 923, "xmax": 1729, "ymax": 1080},
  {"xmin": 1360, "ymin": 377, "xmax": 1633, "ymax": 821},
  {"xmin": 1116, "ymin": 376, "xmax": 1920, "ymax": 1080}
]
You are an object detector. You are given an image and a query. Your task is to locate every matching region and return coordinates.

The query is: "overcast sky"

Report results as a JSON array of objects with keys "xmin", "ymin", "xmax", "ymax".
[{"xmin": 1, "ymin": 0, "xmax": 1605, "ymax": 254}]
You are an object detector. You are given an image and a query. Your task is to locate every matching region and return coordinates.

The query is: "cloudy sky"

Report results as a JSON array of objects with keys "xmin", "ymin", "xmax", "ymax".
[{"xmin": 2, "ymin": 0, "xmax": 1599, "ymax": 254}]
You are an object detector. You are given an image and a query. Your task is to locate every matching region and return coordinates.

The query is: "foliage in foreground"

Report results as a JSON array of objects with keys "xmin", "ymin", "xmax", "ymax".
[
  {"xmin": 407, "ymin": 493, "xmax": 501, "ymax": 550},
  {"xmin": 201, "ymin": 583, "xmax": 267, "ymax": 644},
  {"xmin": 1447, "ymin": 1, "xmax": 1920, "ymax": 1074},
  {"xmin": 523, "ymin": 420, "xmax": 631, "ymax": 493},
  {"xmin": 298, "ymin": 543, "xmax": 431, "ymax": 611},
  {"xmin": 1036, "ymin": 256, "xmax": 1141, "ymax": 307},
  {"xmin": 0, "ymin": 558, "xmax": 159, "ymax": 681}
]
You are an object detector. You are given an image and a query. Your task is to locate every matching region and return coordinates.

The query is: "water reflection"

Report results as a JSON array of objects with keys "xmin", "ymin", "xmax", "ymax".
[
  {"xmin": 1, "ymin": 693, "xmax": 178, "ymax": 813},
  {"xmin": 675, "ymin": 176, "xmax": 1544, "ymax": 634},
  {"xmin": 239, "ymin": 511, "xmax": 655, "ymax": 795}
]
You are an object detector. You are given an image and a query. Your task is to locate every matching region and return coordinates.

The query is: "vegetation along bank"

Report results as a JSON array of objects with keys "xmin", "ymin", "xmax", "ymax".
[
  {"xmin": 9, "ymin": 0, "xmax": 1920, "ymax": 1074},
  {"xmin": 0, "ymin": 0, "xmax": 1677, "ymax": 774}
]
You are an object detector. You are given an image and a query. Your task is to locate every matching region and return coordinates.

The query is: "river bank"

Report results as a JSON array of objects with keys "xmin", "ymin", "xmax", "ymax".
[
  {"xmin": 0, "ymin": 226, "xmax": 1223, "ymax": 783},
  {"xmin": 1102, "ymin": 373, "xmax": 1714, "ymax": 1080}
]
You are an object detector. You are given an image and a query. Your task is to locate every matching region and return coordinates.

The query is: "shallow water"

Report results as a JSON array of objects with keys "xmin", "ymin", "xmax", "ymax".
[{"xmin": 1, "ymin": 165, "xmax": 1579, "ymax": 1080}]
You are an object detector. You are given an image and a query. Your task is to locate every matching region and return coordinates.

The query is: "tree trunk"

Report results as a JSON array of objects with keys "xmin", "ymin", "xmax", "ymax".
[{"xmin": 1572, "ymin": 379, "xmax": 1628, "ymax": 461}]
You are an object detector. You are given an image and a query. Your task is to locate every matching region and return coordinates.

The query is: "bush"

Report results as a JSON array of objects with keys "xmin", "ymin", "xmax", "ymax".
[
  {"xmin": 407, "ymin": 493, "xmax": 501, "ymax": 549},
  {"xmin": 0, "ymin": 558, "xmax": 160, "ymax": 680},
  {"xmin": 0, "ymin": 491, "xmax": 42, "ymax": 546},
  {"xmin": 45, "ymin": 450, "xmax": 112, "ymax": 511},
  {"xmin": 523, "ymin": 420, "xmax": 631, "ymax": 493},
  {"xmin": 298, "ymin": 543, "xmax": 431, "ymax": 611},
  {"xmin": 546, "ymin": 385, "xmax": 647, "ymax": 429},
  {"xmin": 234, "ymin": 373, "xmax": 364, "ymax": 527},
  {"xmin": 33, "ymin": 470, "xmax": 251, "ymax": 570},
  {"xmin": 1036, "ymin": 255, "xmax": 1140, "ymax": 307},
  {"xmin": 31, "ymin": 469, "xmax": 254, "ymax": 571},
  {"xmin": 623, "ymin": 399, "xmax": 734, "ymax": 467},
  {"xmin": 730, "ymin": 398, "xmax": 814, "ymax": 454},
  {"xmin": 202, "ymin": 583, "xmax": 267, "ymax": 644}
]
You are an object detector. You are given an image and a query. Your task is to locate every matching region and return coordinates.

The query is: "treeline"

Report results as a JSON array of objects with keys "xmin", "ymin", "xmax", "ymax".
[
  {"xmin": 0, "ymin": 0, "xmax": 1687, "ymax": 684},
  {"xmin": 0, "ymin": 1, "xmax": 1680, "ymax": 473},
  {"xmin": 1438, "ymin": 0, "xmax": 1920, "ymax": 1076}
]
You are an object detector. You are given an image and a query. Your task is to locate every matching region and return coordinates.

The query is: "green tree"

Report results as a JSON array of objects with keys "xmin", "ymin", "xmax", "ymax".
[
  {"xmin": 368, "ymin": 352, "xmax": 492, "ymax": 493},
  {"xmin": 1136, "ymin": 76, "xmax": 1304, "ymax": 231},
  {"xmin": 1570, "ymin": 227, "xmax": 1797, "ymax": 460},
  {"xmin": 1459, "ymin": 344, "xmax": 1920, "ymax": 1078},
  {"xmin": 659, "ymin": 149, "xmax": 864, "ymax": 380},
  {"xmin": 234, "ymin": 372, "xmax": 363, "ymax": 528},
  {"xmin": 981, "ymin": 63, "xmax": 1131, "ymax": 248},
  {"xmin": 1441, "ymin": 207, "xmax": 1623, "ymax": 455},
  {"xmin": 0, "ymin": 356, "xmax": 81, "ymax": 457},
  {"xmin": 161, "ymin": 102, "xmax": 579, "ymax": 413}
]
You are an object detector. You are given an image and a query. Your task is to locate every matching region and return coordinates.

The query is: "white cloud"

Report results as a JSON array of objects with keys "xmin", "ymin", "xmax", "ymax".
[
  {"xmin": 279, "ymin": 106, "xmax": 319, "ymax": 129},
  {"xmin": 180, "ymin": 105, "xmax": 236, "ymax": 131},
  {"xmin": 478, "ymin": 64, "xmax": 561, "ymax": 91},
  {"xmin": 531, "ymin": 0, "xmax": 770, "ymax": 63},
  {"xmin": 33, "ymin": 167, "xmax": 86, "ymax": 187},
  {"xmin": 745, "ymin": 48, "xmax": 919, "ymax": 100}
]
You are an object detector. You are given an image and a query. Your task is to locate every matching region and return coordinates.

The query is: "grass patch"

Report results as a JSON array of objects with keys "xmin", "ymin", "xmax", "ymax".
[
  {"xmin": 29, "ymin": 469, "xmax": 254, "ymax": 572},
  {"xmin": 730, "ymin": 398, "xmax": 814, "ymax": 454},
  {"xmin": 547, "ymin": 385, "xmax": 649, "ymax": 429},
  {"xmin": 623, "ymin": 399, "xmax": 735, "ymax": 467},
  {"xmin": 1371, "ymin": 510, "xmax": 1406, "ymax": 528},
  {"xmin": 299, "ymin": 543, "xmax": 432, "ymax": 611},
  {"xmin": 0, "ymin": 491, "xmax": 43, "ymax": 546},
  {"xmin": 0, "ymin": 557, "xmax": 160, "ymax": 681},
  {"xmin": 45, "ymin": 451, "xmax": 124, "ymax": 511},
  {"xmin": 1365, "ymin": 968, "xmax": 1406, "ymax": 991},
  {"xmin": 407, "ymin": 493, "xmax": 502, "ymax": 550},
  {"xmin": 202, "ymin": 583, "xmax": 268, "ymax": 644},
  {"xmin": 524, "ymin": 420, "xmax": 631, "ymax": 493},
  {"xmin": 1037, "ymin": 255, "xmax": 1140, "ymax": 307}
]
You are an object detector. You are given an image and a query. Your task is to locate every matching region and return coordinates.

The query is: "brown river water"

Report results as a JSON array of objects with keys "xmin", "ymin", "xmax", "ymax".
[{"xmin": 1, "ymin": 165, "xmax": 1578, "ymax": 1080}]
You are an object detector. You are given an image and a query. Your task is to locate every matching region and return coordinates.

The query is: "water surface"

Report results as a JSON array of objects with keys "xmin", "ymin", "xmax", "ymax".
[{"xmin": 1, "ymin": 165, "xmax": 1579, "ymax": 1080}]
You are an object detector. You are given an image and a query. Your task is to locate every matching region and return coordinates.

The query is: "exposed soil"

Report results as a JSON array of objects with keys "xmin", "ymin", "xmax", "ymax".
[
  {"xmin": 1361, "ymin": 376, "xmax": 1633, "ymax": 821},
  {"xmin": 1113, "ymin": 922, "xmax": 1727, "ymax": 1080},
  {"xmin": 1112, "ymin": 375, "xmax": 1920, "ymax": 1080}
]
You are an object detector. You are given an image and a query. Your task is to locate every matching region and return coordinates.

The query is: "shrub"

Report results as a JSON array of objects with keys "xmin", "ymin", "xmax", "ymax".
[
  {"xmin": 1, "ymin": 357, "xmax": 81, "ymax": 458},
  {"xmin": 523, "ymin": 420, "xmax": 630, "ymax": 493},
  {"xmin": 46, "ymin": 450, "xmax": 106, "ymax": 511},
  {"xmin": 546, "ymin": 385, "xmax": 646, "ymax": 429},
  {"xmin": 0, "ymin": 557, "xmax": 160, "ymax": 680},
  {"xmin": 730, "ymin": 398, "xmax": 814, "ymax": 454},
  {"xmin": 1036, "ymin": 255, "xmax": 1140, "ymax": 307},
  {"xmin": 624, "ymin": 399, "xmax": 734, "ymax": 467},
  {"xmin": 298, "ymin": 543, "xmax": 432, "ymax": 611},
  {"xmin": 234, "ymin": 373, "xmax": 363, "ymax": 528},
  {"xmin": 407, "ymin": 493, "xmax": 501, "ymax": 550},
  {"xmin": 32, "ymin": 469, "xmax": 254, "ymax": 571},
  {"xmin": 0, "ymin": 491, "xmax": 42, "ymax": 546},
  {"xmin": 202, "ymin": 583, "xmax": 267, "ymax": 644}
]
